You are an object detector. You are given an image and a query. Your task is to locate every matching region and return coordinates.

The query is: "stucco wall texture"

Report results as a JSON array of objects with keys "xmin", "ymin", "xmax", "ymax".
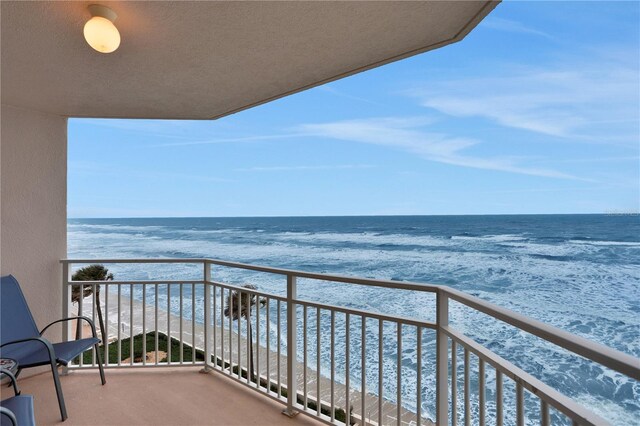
[{"xmin": 1, "ymin": 104, "xmax": 67, "ymax": 337}]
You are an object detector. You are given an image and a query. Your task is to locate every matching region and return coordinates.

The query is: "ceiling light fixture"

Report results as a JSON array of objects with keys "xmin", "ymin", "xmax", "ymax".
[{"xmin": 83, "ymin": 4, "xmax": 120, "ymax": 53}]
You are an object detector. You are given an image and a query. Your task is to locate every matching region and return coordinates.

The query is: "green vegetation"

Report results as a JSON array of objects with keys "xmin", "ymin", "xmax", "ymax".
[
  {"xmin": 72, "ymin": 264, "xmax": 112, "ymax": 363},
  {"xmin": 81, "ymin": 331, "xmax": 204, "ymax": 364}
]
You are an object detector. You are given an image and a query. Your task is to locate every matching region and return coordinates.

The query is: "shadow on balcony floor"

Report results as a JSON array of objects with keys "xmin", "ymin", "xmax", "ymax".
[{"xmin": 14, "ymin": 367, "xmax": 324, "ymax": 425}]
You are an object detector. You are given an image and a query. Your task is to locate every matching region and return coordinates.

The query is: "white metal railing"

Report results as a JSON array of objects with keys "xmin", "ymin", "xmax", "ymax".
[{"xmin": 61, "ymin": 258, "xmax": 640, "ymax": 426}]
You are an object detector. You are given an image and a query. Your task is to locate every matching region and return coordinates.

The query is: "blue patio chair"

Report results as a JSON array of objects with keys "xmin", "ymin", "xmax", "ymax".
[
  {"xmin": 0, "ymin": 275, "xmax": 106, "ymax": 421},
  {"xmin": 0, "ymin": 368, "xmax": 35, "ymax": 426}
]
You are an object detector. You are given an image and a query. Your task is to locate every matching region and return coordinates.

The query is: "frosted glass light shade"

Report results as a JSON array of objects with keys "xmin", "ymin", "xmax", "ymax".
[{"xmin": 84, "ymin": 10, "xmax": 120, "ymax": 53}]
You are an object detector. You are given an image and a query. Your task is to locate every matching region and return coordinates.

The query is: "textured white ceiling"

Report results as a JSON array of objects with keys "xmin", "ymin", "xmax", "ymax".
[{"xmin": 1, "ymin": 1, "xmax": 498, "ymax": 119}]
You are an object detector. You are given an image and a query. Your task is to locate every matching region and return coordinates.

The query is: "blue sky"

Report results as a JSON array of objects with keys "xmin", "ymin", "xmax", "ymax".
[{"xmin": 69, "ymin": 1, "xmax": 639, "ymax": 218}]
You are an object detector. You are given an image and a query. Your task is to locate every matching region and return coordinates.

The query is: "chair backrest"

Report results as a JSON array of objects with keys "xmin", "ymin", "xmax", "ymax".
[{"xmin": 0, "ymin": 275, "xmax": 41, "ymax": 344}]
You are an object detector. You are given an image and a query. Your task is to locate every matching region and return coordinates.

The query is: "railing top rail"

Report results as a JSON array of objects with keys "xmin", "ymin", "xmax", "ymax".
[
  {"xmin": 294, "ymin": 297, "xmax": 438, "ymax": 330},
  {"xmin": 62, "ymin": 257, "xmax": 443, "ymax": 291},
  {"xmin": 443, "ymin": 287, "xmax": 640, "ymax": 381},
  {"xmin": 61, "ymin": 257, "xmax": 640, "ymax": 381},
  {"xmin": 61, "ymin": 258, "xmax": 207, "ymax": 264},
  {"xmin": 443, "ymin": 326, "xmax": 610, "ymax": 426},
  {"xmin": 206, "ymin": 258, "xmax": 444, "ymax": 292}
]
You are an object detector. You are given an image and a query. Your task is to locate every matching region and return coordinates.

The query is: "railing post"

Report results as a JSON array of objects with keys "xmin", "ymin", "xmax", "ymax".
[
  {"xmin": 283, "ymin": 274, "xmax": 299, "ymax": 417},
  {"xmin": 201, "ymin": 261, "xmax": 213, "ymax": 373},
  {"xmin": 62, "ymin": 262, "xmax": 70, "ymax": 342},
  {"xmin": 436, "ymin": 289, "xmax": 450, "ymax": 425}
]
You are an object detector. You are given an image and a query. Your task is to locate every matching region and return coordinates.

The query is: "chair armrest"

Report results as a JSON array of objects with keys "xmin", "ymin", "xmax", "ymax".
[
  {"xmin": 40, "ymin": 316, "xmax": 98, "ymax": 340},
  {"xmin": 0, "ymin": 368, "xmax": 20, "ymax": 395},
  {"xmin": 0, "ymin": 406, "xmax": 18, "ymax": 426}
]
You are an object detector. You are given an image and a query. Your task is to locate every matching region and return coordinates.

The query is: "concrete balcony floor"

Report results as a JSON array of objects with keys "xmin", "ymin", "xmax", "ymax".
[{"xmin": 11, "ymin": 367, "xmax": 324, "ymax": 426}]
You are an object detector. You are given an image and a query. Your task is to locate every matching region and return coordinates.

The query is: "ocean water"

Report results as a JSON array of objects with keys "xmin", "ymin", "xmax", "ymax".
[{"xmin": 68, "ymin": 215, "xmax": 640, "ymax": 424}]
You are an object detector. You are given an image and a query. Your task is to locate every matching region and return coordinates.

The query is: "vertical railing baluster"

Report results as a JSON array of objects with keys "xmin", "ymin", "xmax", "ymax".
[
  {"xmin": 256, "ymin": 290, "xmax": 261, "ymax": 388},
  {"xmin": 346, "ymin": 313, "xmax": 351, "ymax": 426},
  {"xmin": 227, "ymin": 287, "xmax": 232, "ymax": 373},
  {"xmin": 378, "ymin": 320, "xmax": 383, "ymax": 426},
  {"xmin": 180, "ymin": 283, "xmax": 184, "ymax": 365},
  {"xmin": 479, "ymin": 358, "xmax": 485, "ymax": 426},
  {"xmin": 154, "ymin": 283, "xmax": 158, "ymax": 366},
  {"xmin": 516, "ymin": 382, "xmax": 525, "ymax": 426},
  {"xmin": 228, "ymin": 287, "xmax": 233, "ymax": 374},
  {"xmin": 361, "ymin": 316, "xmax": 366, "ymax": 426},
  {"xmin": 142, "ymin": 284, "xmax": 147, "ymax": 366},
  {"xmin": 220, "ymin": 288, "xmax": 225, "ymax": 371},
  {"xmin": 104, "ymin": 282, "xmax": 109, "ymax": 366},
  {"xmin": 117, "ymin": 285, "xmax": 122, "ymax": 367},
  {"xmin": 192, "ymin": 282, "xmax": 196, "ymax": 365},
  {"xmin": 129, "ymin": 283, "xmax": 134, "ymax": 366},
  {"xmin": 284, "ymin": 275, "xmax": 298, "ymax": 416},
  {"xmin": 541, "ymin": 400, "xmax": 550, "ymax": 426},
  {"xmin": 266, "ymin": 298, "xmax": 270, "ymax": 392},
  {"xmin": 213, "ymin": 283, "xmax": 217, "ymax": 369},
  {"xmin": 228, "ymin": 287, "xmax": 233, "ymax": 373},
  {"xmin": 78, "ymin": 284, "xmax": 84, "ymax": 340},
  {"xmin": 417, "ymin": 326, "xmax": 422, "ymax": 426},
  {"xmin": 317, "ymin": 307, "xmax": 321, "ymax": 417},
  {"xmin": 246, "ymin": 289, "xmax": 251, "ymax": 383},
  {"xmin": 464, "ymin": 348, "xmax": 470, "ymax": 426},
  {"xmin": 237, "ymin": 287, "xmax": 242, "ymax": 380},
  {"xmin": 220, "ymin": 287, "xmax": 226, "ymax": 372},
  {"xmin": 79, "ymin": 284, "xmax": 84, "ymax": 368},
  {"xmin": 436, "ymin": 290, "xmax": 449, "ymax": 426},
  {"xmin": 397, "ymin": 323, "xmax": 402, "ymax": 426},
  {"xmin": 496, "ymin": 370, "xmax": 503, "ymax": 426},
  {"xmin": 452, "ymin": 340, "xmax": 458, "ymax": 426},
  {"xmin": 331, "ymin": 309, "xmax": 336, "ymax": 422},
  {"xmin": 277, "ymin": 299, "xmax": 281, "ymax": 395},
  {"xmin": 204, "ymin": 263, "xmax": 211, "ymax": 370},
  {"xmin": 303, "ymin": 305, "xmax": 308, "ymax": 409},
  {"xmin": 223, "ymin": 287, "xmax": 228, "ymax": 372},
  {"xmin": 92, "ymin": 284, "xmax": 97, "ymax": 365},
  {"xmin": 230, "ymin": 287, "xmax": 234, "ymax": 372},
  {"xmin": 167, "ymin": 284, "xmax": 172, "ymax": 365}
]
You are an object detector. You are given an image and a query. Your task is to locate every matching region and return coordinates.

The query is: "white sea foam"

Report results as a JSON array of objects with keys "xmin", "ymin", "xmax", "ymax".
[
  {"xmin": 569, "ymin": 239, "xmax": 640, "ymax": 247},
  {"xmin": 69, "ymin": 223, "xmax": 167, "ymax": 232},
  {"xmin": 451, "ymin": 233, "xmax": 527, "ymax": 242}
]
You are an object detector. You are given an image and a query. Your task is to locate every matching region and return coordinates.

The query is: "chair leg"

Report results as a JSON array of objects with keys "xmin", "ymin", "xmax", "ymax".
[
  {"xmin": 49, "ymin": 359, "xmax": 67, "ymax": 421},
  {"xmin": 95, "ymin": 343, "xmax": 106, "ymax": 385}
]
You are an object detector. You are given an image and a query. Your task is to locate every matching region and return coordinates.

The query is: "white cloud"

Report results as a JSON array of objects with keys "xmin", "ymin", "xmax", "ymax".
[
  {"xmin": 74, "ymin": 118, "xmax": 197, "ymax": 140},
  {"xmin": 235, "ymin": 164, "xmax": 376, "ymax": 172},
  {"xmin": 69, "ymin": 161, "xmax": 234, "ymax": 183},
  {"xmin": 299, "ymin": 116, "xmax": 476, "ymax": 157},
  {"xmin": 297, "ymin": 117, "xmax": 585, "ymax": 180},
  {"xmin": 153, "ymin": 133, "xmax": 311, "ymax": 147},
  {"xmin": 409, "ymin": 58, "xmax": 639, "ymax": 142},
  {"xmin": 480, "ymin": 17, "xmax": 553, "ymax": 38},
  {"xmin": 315, "ymin": 85, "xmax": 383, "ymax": 106}
]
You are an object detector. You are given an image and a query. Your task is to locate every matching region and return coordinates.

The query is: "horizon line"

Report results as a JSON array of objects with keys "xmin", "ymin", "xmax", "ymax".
[{"xmin": 67, "ymin": 212, "xmax": 639, "ymax": 220}]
